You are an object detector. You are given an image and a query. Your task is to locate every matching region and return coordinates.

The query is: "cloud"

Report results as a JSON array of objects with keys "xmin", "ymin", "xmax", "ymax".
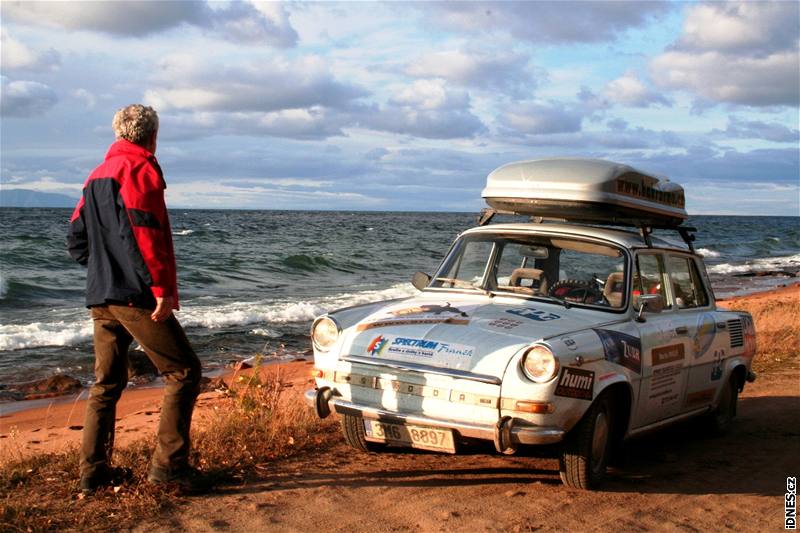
[
  {"xmin": 160, "ymin": 107, "xmax": 349, "ymax": 141},
  {"xmin": 406, "ymin": 49, "xmax": 536, "ymax": 97},
  {"xmin": 0, "ymin": 29, "xmax": 60, "ymax": 71},
  {"xmin": 421, "ymin": 1, "xmax": 669, "ymax": 43},
  {"xmin": 651, "ymin": 2, "xmax": 800, "ymax": 107},
  {"xmin": 0, "ymin": 77, "xmax": 58, "ymax": 117},
  {"xmin": 2, "ymin": 0, "xmax": 297, "ymax": 46},
  {"xmin": 603, "ymin": 71, "xmax": 671, "ymax": 108},
  {"xmin": 651, "ymin": 50, "xmax": 799, "ymax": 107},
  {"xmin": 144, "ymin": 55, "xmax": 366, "ymax": 113},
  {"xmin": 712, "ymin": 116, "xmax": 800, "ymax": 143},
  {"xmin": 358, "ymin": 80, "xmax": 486, "ymax": 139},
  {"xmin": 498, "ymin": 101, "xmax": 583, "ymax": 135},
  {"xmin": 678, "ymin": 1, "xmax": 799, "ymax": 55}
]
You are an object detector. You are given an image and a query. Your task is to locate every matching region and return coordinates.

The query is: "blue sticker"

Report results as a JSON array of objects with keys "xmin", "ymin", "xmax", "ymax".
[
  {"xmin": 506, "ymin": 308, "xmax": 561, "ymax": 322},
  {"xmin": 593, "ymin": 329, "xmax": 642, "ymax": 373}
]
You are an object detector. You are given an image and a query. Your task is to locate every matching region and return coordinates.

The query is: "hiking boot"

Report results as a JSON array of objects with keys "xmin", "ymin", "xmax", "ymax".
[
  {"xmin": 147, "ymin": 464, "xmax": 211, "ymax": 494},
  {"xmin": 79, "ymin": 466, "xmax": 133, "ymax": 495}
]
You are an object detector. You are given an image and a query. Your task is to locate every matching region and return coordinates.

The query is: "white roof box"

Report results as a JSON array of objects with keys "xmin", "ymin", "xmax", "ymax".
[{"xmin": 482, "ymin": 158, "xmax": 688, "ymax": 227}]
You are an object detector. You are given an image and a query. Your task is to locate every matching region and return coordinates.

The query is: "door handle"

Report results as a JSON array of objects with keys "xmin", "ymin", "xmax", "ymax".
[{"xmin": 675, "ymin": 326, "xmax": 688, "ymax": 335}]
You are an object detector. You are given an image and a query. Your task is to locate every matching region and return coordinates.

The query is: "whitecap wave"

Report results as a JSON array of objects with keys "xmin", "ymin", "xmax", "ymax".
[
  {"xmin": 0, "ymin": 283, "xmax": 416, "ymax": 350},
  {"xmin": 707, "ymin": 253, "xmax": 800, "ymax": 275},
  {"xmin": 0, "ymin": 320, "xmax": 94, "ymax": 351},
  {"xmin": 696, "ymin": 248, "xmax": 721, "ymax": 258},
  {"xmin": 173, "ymin": 229, "xmax": 194, "ymax": 236},
  {"xmin": 178, "ymin": 283, "xmax": 416, "ymax": 330}
]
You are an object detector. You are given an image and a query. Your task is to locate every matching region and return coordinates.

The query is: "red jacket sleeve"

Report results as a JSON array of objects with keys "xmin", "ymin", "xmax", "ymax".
[{"xmin": 119, "ymin": 159, "xmax": 178, "ymax": 307}]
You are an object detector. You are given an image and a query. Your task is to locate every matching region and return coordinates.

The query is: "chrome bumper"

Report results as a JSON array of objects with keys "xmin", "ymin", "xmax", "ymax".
[{"xmin": 304, "ymin": 388, "xmax": 564, "ymax": 447}]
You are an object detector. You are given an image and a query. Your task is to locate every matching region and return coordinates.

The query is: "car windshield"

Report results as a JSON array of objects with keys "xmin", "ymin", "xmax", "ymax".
[{"xmin": 430, "ymin": 233, "xmax": 628, "ymax": 310}]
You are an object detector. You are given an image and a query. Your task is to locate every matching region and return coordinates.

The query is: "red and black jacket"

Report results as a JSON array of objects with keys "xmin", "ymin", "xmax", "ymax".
[{"xmin": 67, "ymin": 140, "xmax": 179, "ymax": 310}]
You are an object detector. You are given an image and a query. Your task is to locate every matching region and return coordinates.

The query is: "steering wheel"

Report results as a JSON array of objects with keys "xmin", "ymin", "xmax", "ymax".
[{"xmin": 548, "ymin": 279, "xmax": 604, "ymax": 304}]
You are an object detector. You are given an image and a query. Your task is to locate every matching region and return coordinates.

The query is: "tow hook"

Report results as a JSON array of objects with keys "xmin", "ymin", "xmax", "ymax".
[{"xmin": 746, "ymin": 371, "xmax": 757, "ymax": 383}]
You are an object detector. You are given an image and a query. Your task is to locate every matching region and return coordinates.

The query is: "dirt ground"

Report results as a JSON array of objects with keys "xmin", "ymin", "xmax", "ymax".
[{"xmin": 129, "ymin": 366, "xmax": 798, "ymax": 532}]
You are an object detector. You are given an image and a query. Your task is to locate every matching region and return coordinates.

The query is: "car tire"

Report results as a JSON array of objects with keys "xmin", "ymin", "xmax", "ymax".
[
  {"xmin": 340, "ymin": 414, "xmax": 386, "ymax": 453},
  {"xmin": 707, "ymin": 374, "xmax": 738, "ymax": 436},
  {"xmin": 559, "ymin": 393, "xmax": 613, "ymax": 490}
]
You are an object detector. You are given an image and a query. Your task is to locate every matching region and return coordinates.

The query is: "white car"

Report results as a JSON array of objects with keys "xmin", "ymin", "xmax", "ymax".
[{"xmin": 306, "ymin": 158, "xmax": 757, "ymax": 489}]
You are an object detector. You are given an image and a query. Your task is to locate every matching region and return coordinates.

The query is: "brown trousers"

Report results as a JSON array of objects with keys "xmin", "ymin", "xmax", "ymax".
[{"xmin": 80, "ymin": 305, "xmax": 201, "ymax": 479}]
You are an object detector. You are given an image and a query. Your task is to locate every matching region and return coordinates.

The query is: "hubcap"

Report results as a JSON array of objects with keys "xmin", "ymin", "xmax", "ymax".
[{"xmin": 591, "ymin": 410, "xmax": 609, "ymax": 473}]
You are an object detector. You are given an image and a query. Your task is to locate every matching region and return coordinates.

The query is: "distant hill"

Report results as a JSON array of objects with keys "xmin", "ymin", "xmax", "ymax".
[{"xmin": 0, "ymin": 189, "xmax": 78, "ymax": 208}]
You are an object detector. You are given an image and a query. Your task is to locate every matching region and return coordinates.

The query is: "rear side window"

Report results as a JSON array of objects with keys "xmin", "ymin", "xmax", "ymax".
[{"xmin": 667, "ymin": 255, "xmax": 709, "ymax": 309}]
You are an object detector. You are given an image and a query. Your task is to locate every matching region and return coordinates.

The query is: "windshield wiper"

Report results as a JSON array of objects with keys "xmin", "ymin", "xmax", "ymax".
[{"xmin": 536, "ymin": 294, "xmax": 572, "ymax": 309}]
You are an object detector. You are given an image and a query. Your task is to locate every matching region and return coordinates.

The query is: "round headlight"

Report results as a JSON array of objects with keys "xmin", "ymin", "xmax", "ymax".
[
  {"xmin": 311, "ymin": 316, "xmax": 340, "ymax": 351},
  {"xmin": 521, "ymin": 345, "xmax": 559, "ymax": 383}
]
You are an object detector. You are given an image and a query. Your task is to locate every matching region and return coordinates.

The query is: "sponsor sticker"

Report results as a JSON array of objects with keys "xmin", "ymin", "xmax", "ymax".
[
  {"xmin": 652, "ymin": 343, "xmax": 685, "ymax": 366},
  {"xmin": 693, "ymin": 313, "xmax": 717, "ymax": 358},
  {"xmin": 594, "ymin": 329, "xmax": 642, "ymax": 373},
  {"xmin": 366, "ymin": 334, "xmax": 474, "ymax": 359},
  {"xmin": 554, "ymin": 367, "xmax": 594, "ymax": 401},
  {"xmin": 561, "ymin": 336, "xmax": 578, "ymax": 351},
  {"xmin": 357, "ymin": 302, "xmax": 473, "ymax": 331},
  {"xmin": 710, "ymin": 349, "xmax": 724, "ymax": 381},
  {"xmin": 390, "ymin": 303, "xmax": 469, "ymax": 318},
  {"xmin": 506, "ymin": 308, "xmax": 561, "ymax": 322},
  {"xmin": 487, "ymin": 317, "xmax": 523, "ymax": 330}
]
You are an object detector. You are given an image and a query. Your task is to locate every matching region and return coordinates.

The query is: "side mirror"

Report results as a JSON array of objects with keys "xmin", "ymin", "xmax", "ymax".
[
  {"xmin": 636, "ymin": 293, "xmax": 665, "ymax": 322},
  {"xmin": 412, "ymin": 271, "xmax": 432, "ymax": 291}
]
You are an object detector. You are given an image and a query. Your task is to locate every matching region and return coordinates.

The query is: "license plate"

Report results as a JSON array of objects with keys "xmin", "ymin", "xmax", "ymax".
[{"xmin": 363, "ymin": 420, "xmax": 456, "ymax": 453}]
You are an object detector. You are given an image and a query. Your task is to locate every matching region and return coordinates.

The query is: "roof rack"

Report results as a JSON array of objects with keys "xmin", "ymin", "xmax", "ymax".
[{"xmin": 476, "ymin": 207, "xmax": 698, "ymax": 252}]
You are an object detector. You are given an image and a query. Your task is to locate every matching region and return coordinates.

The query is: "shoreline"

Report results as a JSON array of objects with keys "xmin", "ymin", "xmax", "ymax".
[{"xmin": 1, "ymin": 281, "xmax": 797, "ymax": 464}]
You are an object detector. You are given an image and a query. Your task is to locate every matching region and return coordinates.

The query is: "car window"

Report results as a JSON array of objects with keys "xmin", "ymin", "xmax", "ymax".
[
  {"xmin": 667, "ymin": 255, "xmax": 709, "ymax": 309},
  {"xmin": 431, "ymin": 239, "xmax": 493, "ymax": 289},
  {"xmin": 634, "ymin": 253, "xmax": 670, "ymax": 309},
  {"xmin": 431, "ymin": 233, "xmax": 627, "ymax": 310}
]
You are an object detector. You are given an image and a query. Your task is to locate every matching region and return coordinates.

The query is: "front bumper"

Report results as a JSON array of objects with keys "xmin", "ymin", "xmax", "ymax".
[{"xmin": 304, "ymin": 388, "xmax": 564, "ymax": 448}]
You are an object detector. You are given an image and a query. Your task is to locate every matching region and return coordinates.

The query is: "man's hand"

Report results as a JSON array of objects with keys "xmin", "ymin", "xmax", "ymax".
[{"xmin": 151, "ymin": 296, "xmax": 174, "ymax": 322}]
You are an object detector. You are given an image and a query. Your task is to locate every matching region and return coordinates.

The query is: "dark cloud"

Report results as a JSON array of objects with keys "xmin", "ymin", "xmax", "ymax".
[
  {"xmin": 421, "ymin": 1, "xmax": 670, "ymax": 43},
  {"xmin": 712, "ymin": 116, "xmax": 800, "ymax": 143},
  {"xmin": 2, "ymin": 0, "xmax": 297, "ymax": 46},
  {"xmin": 0, "ymin": 78, "xmax": 58, "ymax": 117}
]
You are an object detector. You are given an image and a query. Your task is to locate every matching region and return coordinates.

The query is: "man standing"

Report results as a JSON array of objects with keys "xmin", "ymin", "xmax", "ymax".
[{"xmin": 68, "ymin": 104, "xmax": 202, "ymax": 494}]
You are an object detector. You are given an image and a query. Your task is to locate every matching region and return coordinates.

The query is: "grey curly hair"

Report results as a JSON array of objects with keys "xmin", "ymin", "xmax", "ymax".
[{"xmin": 112, "ymin": 104, "xmax": 159, "ymax": 145}]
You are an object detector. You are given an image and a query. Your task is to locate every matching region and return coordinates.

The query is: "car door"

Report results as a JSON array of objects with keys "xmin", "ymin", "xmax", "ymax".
[
  {"xmin": 666, "ymin": 253, "xmax": 724, "ymax": 412},
  {"xmin": 631, "ymin": 251, "xmax": 692, "ymax": 428}
]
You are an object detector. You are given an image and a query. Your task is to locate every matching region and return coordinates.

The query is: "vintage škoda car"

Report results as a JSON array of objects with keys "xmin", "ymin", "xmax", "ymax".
[{"xmin": 305, "ymin": 158, "xmax": 757, "ymax": 489}]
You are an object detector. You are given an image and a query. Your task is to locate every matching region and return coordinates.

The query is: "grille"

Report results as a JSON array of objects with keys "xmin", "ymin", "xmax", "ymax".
[{"xmin": 728, "ymin": 319, "xmax": 744, "ymax": 348}]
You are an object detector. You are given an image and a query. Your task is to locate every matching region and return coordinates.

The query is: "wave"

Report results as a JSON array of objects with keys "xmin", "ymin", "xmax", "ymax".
[
  {"xmin": 696, "ymin": 248, "xmax": 721, "ymax": 258},
  {"xmin": 281, "ymin": 254, "xmax": 335, "ymax": 272},
  {"xmin": 173, "ymin": 229, "xmax": 194, "ymax": 236},
  {"xmin": 0, "ymin": 283, "xmax": 416, "ymax": 351},
  {"xmin": 0, "ymin": 275, "xmax": 7, "ymax": 299},
  {"xmin": 707, "ymin": 253, "xmax": 800, "ymax": 275},
  {"xmin": 0, "ymin": 320, "xmax": 94, "ymax": 351},
  {"xmin": 178, "ymin": 282, "xmax": 416, "ymax": 329}
]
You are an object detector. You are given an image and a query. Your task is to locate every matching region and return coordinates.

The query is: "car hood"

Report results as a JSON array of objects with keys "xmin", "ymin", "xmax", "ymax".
[{"xmin": 341, "ymin": 293, "xmax": 624, "ymax": 379}]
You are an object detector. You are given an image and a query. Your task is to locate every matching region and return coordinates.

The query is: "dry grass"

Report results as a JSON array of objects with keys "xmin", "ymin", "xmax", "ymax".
[
  {"xmin": 724, "ymin": 293, "xmax": 800, "ymax": 373},
  {"xmin": 0, "ymin": 362, "xmax": 337, "ymax": 532}
]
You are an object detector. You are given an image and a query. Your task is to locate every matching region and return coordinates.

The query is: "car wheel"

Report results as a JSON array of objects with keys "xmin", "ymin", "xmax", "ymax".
[
  {"xmin": 708, "ymin": 374, "xmax": 738, "ymax": 435},
  {"xmin": 559, "ymin": 393, "xmax": 613, "ymax": 490},
  {"xmin": 340, "ymin": 414, "xmax": 386, "ymax": 453}
]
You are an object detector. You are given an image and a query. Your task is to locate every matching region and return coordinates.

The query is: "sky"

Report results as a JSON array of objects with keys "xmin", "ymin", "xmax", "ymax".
[{"xmin": 1, "ymin": 0, "xmax": 798, "ymax": 215}]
